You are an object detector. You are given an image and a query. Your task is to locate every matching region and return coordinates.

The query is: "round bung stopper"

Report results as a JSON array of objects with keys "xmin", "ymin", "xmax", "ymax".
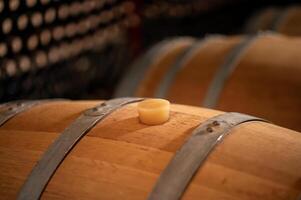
[{"xmin": 138, "ymin": 99, "xmax": 170, "ymax": 125}]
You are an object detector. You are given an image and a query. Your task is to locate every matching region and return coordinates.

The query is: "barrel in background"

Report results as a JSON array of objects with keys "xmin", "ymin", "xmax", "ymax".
[
  {"xmin": 245, "ymin": 5, "xmax": 301, "ymax": 35},
  {"xmin": 115, "ymin": 33, "xmax": 301, "ymax": 132}
]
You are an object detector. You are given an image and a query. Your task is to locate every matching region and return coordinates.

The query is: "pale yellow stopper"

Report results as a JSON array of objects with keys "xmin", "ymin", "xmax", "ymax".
[{"xmin": 138, "ymin": 99, "xmax": 170, "ymax": 125}]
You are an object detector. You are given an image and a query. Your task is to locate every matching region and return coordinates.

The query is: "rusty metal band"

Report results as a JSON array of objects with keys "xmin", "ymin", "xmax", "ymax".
[
  {"xmin": 114, "ymin": 37, "xmax": 195, "ymax": 98},
  {"xmin": 155, "ymin": 35, "xmax": 225, "ymax": 98},
  {"xmin": 0, "ymin": 99, "xmax": 66, "ymax": 127},
  {"xmin": 17, "ymin": 97, "xmax": 144, "ymax": 200},
  {"xmin": 148, "ymin": 112, "xmax": 269, "ymax": 200},
  {"xmin": 202, "ymin": 35, "xmax": 259, "ymax": 108}
]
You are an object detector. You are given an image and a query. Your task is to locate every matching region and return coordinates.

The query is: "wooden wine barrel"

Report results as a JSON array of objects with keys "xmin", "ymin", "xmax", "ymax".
[
  {"xmin": 245, "ymin": 6, "xmax": 301, "ymax": 36},
  {"xmin": 0, "ymin": 99, "xmax": 301, "ymax": 200},
  {"xmin": 115, "ymin": 33, "xmax": 301, "ymax": 132}
]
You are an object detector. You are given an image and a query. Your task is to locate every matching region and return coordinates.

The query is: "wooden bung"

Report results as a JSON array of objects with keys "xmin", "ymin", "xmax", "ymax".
[
  {"xmin": 138, "ymin": 99, "xmax": 170, "ymax": 125},
  {"xmin": 0, "ymin": 100, "xmax": 300, "ymax": 199}
]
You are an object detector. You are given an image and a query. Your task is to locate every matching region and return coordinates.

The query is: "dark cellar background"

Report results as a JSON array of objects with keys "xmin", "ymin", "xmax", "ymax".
[{"xmin": 0, "ymin": 0, "xmax": 300, "ymax": 102}]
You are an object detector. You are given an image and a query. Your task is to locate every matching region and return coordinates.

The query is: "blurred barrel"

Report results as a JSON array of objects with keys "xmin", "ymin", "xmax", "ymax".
[
  {"xmin": 0, "ymin": 100, "xmax": 301, "ymax": 199},
  {"xmin": 245, "ymin": 6, "xmax": 301, "ymax": 36},
  {"xmin": 115, "ymin": 33, "xmax": 301, "ymax": 131}
]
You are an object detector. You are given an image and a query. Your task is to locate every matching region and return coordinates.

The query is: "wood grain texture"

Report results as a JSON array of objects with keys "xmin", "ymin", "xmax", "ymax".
[
  {"xmin": 0, "ymin": 101, "xmax": 301, "ymax": 200},
  {"xmin": 134, "ymin": 34, "xmax": 301, "ymax": 131},
  {"xmin": 218, "ymin": 35, "xmax": 301, "ymax": 131},
  {"xmin": 168, "ymin": 36, "xmax": 241, "ymax": 105}
]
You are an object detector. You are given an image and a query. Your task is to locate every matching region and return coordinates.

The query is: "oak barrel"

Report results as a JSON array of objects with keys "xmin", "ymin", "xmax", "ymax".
[
  {"xmin": 245, "ymin": 6, "xmax": 301, "ymax": 36},
  {"xmin": 115, "ymin": 34, "xmax": 301, "ymax": 132},
  {"xmin": 0, "ymin": 99, "xmax": 301, "ymax": 200}
]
